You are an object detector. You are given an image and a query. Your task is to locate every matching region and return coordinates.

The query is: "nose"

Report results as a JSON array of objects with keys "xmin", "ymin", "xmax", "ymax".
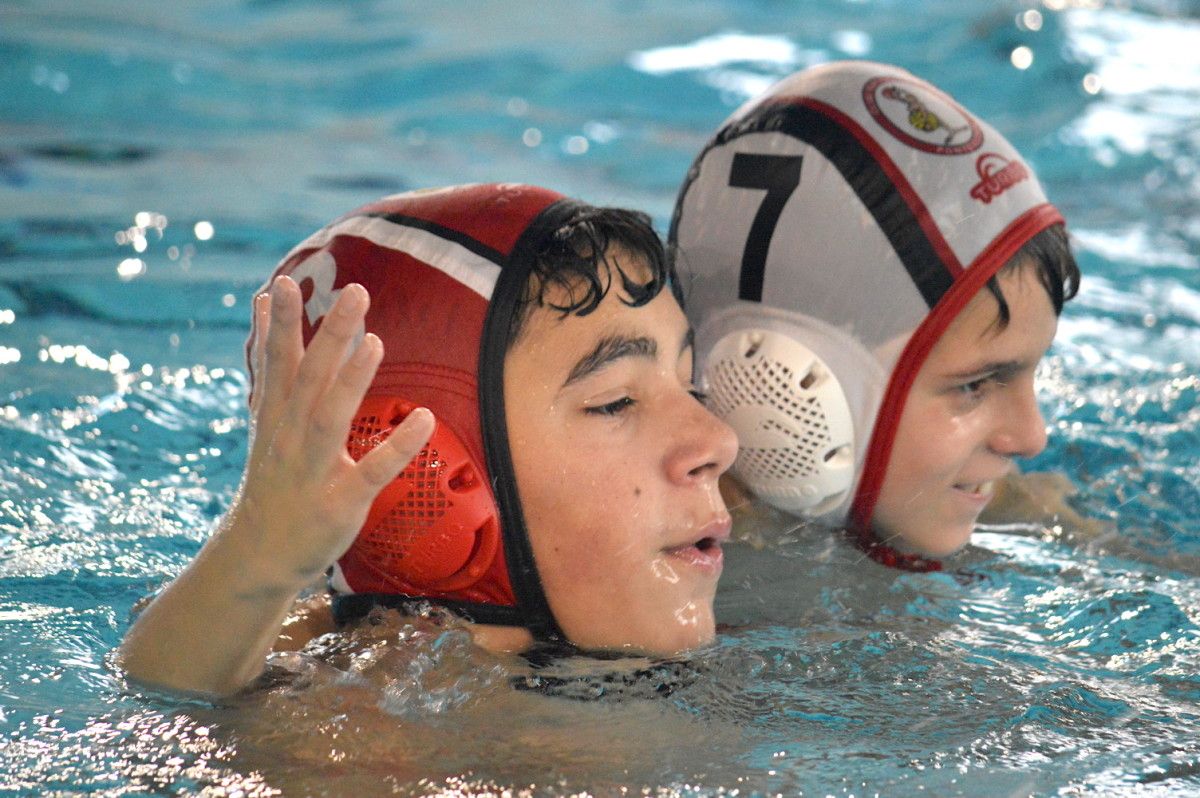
[
  {"xmin": 664, "ymin": 392, "xmax": 740, "ymax": 485},
  {"xmin": 989, "ymin": 381, "xmax": 1048, "ymax": 459}
]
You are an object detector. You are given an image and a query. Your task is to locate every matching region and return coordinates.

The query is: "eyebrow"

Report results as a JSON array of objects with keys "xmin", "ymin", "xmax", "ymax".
[
  {"xmin": 944, "ymin": 359, "xmax": 1028, "ymax": 382},
  {"xmin": 562, "ymin": 328, "xmax": 694, "ymax": 388}
]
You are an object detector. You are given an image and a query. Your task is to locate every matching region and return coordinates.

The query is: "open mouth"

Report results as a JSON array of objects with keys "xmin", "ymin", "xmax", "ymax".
[
  {"xmin": 662, "ymin": 517, "xmax": 731, "ymax": 573},
  {"xmin": 663, "ymin": 539, "xmax": 725, "ymax": 573},
  {"xmin": 953, "ymin": 481, "xmax": 995, "ymax": 499}
]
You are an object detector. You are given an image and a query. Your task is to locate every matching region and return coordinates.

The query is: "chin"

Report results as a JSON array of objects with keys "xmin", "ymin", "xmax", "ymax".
[
  {"xmin": 905, "ymin": 525, "xmax": 976, "ymax": 558},
  {"xmin": 643, "ymin": 615, "xmax": 716, "ymax": 657},
  {"xmin": 568, "ymin": 616, "xmax": 715, "ymax": 657}
]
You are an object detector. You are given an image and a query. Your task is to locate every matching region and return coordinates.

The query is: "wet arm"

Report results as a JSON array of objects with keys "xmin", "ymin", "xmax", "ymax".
[{"xmin": 116, "ymin": 278, "xmax": 432, "ymax": 696}]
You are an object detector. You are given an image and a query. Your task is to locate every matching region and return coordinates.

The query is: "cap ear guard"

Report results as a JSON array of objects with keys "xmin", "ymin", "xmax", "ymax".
[
  {"xmin": 702, "ymin": 328, "xmax": 855, "ymax": 515},
  {"xmin": 338, "ymin": 395, "xmax": 502, "ymax": 593}
]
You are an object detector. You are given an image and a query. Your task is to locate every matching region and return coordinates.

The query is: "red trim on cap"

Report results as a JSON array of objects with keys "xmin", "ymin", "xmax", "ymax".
[
  {"xmin": 794, "ymin": 97, "xmax": 966, "ymax": 278},
  {"xmin": 849, "ymin": 203, "xmax": 1065, "ymax": 535}
]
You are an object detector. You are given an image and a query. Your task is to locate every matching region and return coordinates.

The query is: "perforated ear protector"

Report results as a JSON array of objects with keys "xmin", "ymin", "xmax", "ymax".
[
  {"xmin": 336, "ymin": 396, "xmax": 501, "ymax": 593},
  {"xmin": 702, "ymin": 327, "xmax": 854, "ymax": 515}
]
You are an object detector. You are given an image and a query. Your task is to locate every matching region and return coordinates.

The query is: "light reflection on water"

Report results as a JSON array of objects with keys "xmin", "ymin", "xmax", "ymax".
[
  {"xmin": 12, "ymin": 358, "xmax": 1197, "ymax": 793},
  {"xmin": 1, "ymin": 0, "xmax": 1199, "ymax": 794}
]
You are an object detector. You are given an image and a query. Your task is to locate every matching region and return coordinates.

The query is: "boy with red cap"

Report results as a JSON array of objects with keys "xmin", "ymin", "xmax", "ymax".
[{"xmin": 119, "ymin": 184, "xmax": 738, "ymax": 695}]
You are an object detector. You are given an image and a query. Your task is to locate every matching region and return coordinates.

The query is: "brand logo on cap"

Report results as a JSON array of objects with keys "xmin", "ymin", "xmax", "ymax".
[
  {"xmin": 862, "ymin": 76, "xmax": 983, "ymax": 155},
  {"xmin": 969, "ymin": 152, "xmax": 1030, "ymax": 204}
]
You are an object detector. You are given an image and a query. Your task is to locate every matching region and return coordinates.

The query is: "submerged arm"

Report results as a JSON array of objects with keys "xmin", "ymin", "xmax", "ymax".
[
  {"xmin": 117, "ymin": 277, "xmax": 433, "ymax": 696},
  {"xmin": 980, "ymin": 469, "xmax": 1113, "ymax": 541}
]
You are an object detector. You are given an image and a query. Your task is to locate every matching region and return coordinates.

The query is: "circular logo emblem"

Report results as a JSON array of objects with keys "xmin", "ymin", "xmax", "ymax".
[{"xmin": 862, "ymin": 76, "xmax": 983, "ymax": 155}]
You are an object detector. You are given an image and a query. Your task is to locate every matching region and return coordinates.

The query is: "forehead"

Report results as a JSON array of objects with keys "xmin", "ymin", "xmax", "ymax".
[
  {"xmin": 510, "ymin": 284, "xmax": 688, "ymax": 367},
  {"xmin": 925, "ymin": 264, "xmax": 1057, "ymax": 367}
]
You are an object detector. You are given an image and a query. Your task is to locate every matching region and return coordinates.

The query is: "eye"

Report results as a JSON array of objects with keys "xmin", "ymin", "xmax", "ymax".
[
  {"xmin": 956, "ymin": 375, "xmax": 995, "ymax": 402},
  {"xmin": 585, "ymin": 396, "xmax": 636, "ymax": 416}
]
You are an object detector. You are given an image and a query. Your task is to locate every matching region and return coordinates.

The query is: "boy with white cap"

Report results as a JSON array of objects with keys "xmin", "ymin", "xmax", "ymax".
[{"xmin": 671, "ymin": 60, "xmax": 1082, "ymax": 569}]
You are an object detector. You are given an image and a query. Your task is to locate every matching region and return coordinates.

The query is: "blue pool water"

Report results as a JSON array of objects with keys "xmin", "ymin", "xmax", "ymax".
[{"xmin": 2, "ymin": 1, "xmax": 1199, "ymax": 795}]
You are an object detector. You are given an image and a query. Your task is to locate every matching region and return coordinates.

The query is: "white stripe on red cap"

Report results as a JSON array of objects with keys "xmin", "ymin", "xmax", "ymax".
[{"xmin": 284, "ymin": 214, "xmax": 501, "ymax": 300}]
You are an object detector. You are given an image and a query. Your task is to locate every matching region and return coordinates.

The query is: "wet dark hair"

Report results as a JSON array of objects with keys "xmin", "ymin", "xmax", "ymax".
[
  {"xmin": 986, "ymin": 223, "xmax": 1080, "ymax": 327},
  {"xmin": 508, "ymin": 205, "xmax": 679, "ymax": 345}
]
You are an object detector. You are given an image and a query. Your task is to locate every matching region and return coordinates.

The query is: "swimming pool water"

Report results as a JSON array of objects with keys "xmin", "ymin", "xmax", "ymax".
[{"xmin": 1, "ymin": 1, "xmax": 1198, "ymax": 795}]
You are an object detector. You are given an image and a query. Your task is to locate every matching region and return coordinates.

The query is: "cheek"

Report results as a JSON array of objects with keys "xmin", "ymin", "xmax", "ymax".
[
  {"xmin": 888, "ymin": 397, "xmax": 981, "ymax": 486},
  {"xmin": 885, "ymin": 405, "xmax": 941, "ymax": 491},
  {"xmin": 538, "ymin": 520, "xmax": 648, "ymax": 598},
  {"xmin": 522, "ymin": 472, "xmax": 645, "ymax": 565}
]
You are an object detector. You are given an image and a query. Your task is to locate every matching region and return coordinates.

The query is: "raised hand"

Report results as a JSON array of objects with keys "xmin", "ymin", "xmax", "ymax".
[
  {"xmin": 233, "ymin": 275, "xmax": 435, "ymax": 591},
  {"xmin": 117, "ymin": 275, "xmax": 433, "ymax": 696}
]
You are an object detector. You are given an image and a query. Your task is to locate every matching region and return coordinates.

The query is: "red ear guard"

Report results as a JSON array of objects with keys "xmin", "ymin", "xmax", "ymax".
[
  {"xmin": 248, "ymin": 184, "xmax": 573, "ymax": 636},
  {"xmin": 338, "ymin": 395, "xmax": 502, "ymax": 594}
]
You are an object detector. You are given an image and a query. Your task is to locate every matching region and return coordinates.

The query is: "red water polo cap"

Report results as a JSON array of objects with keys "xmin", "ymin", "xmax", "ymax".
[{"xmin": 246, "ymin": 184, "xmax": 582, "ymax": 638}]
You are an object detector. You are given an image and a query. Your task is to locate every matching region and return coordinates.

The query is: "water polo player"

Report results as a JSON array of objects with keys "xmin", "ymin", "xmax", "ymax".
[
  {"xmin": 671, "ymin": 61, "xmax": 1080, "ymax": 570},
  {"xmin": 119, "ymin": 184, "xmax": 737, "ymax": 695}
]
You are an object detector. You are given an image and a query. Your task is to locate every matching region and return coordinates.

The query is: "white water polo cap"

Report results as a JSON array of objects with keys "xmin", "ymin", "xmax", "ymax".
[
  {"xmin": 247, "ymin": 183, "xmax": 584, "ymax": 640},
  {"xmin": 671, "ymin": 60, "xmax": 1063, "ymax": 535}
]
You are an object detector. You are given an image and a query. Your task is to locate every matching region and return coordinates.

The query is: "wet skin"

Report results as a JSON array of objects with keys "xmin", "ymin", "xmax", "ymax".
[
  {"xmin": 873, "ymin": 263, "xmax": 1059, "ymax": 557},
  {"xmin": 505, "ymin": 251, "xmax": 739, "ymax": 655}
]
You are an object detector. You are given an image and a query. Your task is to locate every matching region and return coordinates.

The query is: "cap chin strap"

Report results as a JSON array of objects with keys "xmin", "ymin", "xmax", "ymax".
[
  {"xmin": 703, "ymin": 327, "xmax": 855, "ymax": 515},
  {"xmin": 857, "ymin": 540, "xmax": 944, "ymax": 573}
]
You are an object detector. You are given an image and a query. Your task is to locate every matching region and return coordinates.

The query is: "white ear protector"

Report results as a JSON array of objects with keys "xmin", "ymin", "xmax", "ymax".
[{"xmin": 702, "ymin": 327, "xmax": 855, "ymax": 515}]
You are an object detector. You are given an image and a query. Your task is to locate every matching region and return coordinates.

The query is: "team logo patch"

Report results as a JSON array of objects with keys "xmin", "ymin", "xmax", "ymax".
[
  {"xmin": 969, "ymin": 152, "xmax": 1030, "ymax": 204},
  {"xmin": 862, "ymin": 76, "xmax": 983, "ymax": 155}
]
